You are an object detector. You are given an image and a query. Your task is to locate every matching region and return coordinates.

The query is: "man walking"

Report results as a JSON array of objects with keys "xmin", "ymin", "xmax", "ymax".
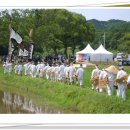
[
  {"xmin": 76, "ymin": 64, "xmax": 84, "ymax": 88},
  {"xmin": 116, "ymin": 66, "xmax": 127, "ymax": 100}
]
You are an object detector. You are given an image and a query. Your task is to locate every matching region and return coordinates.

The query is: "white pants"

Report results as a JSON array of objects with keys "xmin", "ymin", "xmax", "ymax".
[
  {"xmin": 25, "ymin": 69, "xmax": 28, "ymax": 75},
  {"xmin": 46, "ymin": 72, "xmax": 49, "ymax": 79},
  {"xmin": 107, "ymin": 80, "xmax": 115, "ymax": 96},
  {"xmin": 117, "ymin": 83, "xmax": 126, "ymax": 99},
  {"xmin": 69, "ymin": 75, "xmax": 73, "ymax": 84},
  {"xmin": 59, "ymin": 73, "xmax": 64, "ymax": 81}
]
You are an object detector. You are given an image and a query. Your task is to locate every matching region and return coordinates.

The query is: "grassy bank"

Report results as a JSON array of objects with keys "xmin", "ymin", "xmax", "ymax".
[{"xmin": 0, "ymin": 65, "xmax": 130, "ymax": 113}]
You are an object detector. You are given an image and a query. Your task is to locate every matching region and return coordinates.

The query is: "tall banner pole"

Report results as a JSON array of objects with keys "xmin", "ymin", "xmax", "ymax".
[{"xmin": 8, "ymin": 24, "xmax": 12, "ymax": 62}]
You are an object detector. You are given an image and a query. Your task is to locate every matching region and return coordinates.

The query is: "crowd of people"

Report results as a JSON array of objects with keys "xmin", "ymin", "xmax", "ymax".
[
  {"xmin": 3, "ymin": 60, "xmax": 130, "ymax": 100},
  {"xmin": 91, "ymin": 65, "xmax": 130, "ymax": 100},
  {"xmin": 3, "ymin": 60, "xmax": 84, "ymax": 87}
]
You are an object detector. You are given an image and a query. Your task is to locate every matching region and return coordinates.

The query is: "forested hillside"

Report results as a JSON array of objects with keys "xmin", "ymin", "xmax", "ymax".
[{"xmin": 89, "ymin": 19, "xmax": 130, "ymax": 53}]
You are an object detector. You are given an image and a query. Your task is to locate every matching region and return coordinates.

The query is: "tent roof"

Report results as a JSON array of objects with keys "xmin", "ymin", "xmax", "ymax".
[
  {"xmin": 93, "ymin": 44, "xmax": 113, "ymax": 54},
  {"xmin": 76, "ymin": 44, "xmax": 94, "ymax": 54}
]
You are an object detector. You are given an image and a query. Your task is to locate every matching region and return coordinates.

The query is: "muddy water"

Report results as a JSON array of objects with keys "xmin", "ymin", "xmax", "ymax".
[{"xmin": 0, "ymin": 91, "xmax": 62, "ymax": 114}]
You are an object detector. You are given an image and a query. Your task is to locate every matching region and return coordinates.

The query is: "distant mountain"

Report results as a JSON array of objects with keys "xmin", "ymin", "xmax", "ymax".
[{"xmin": 88, "ymin": 19, "xmax": 127, "ymax": 31}]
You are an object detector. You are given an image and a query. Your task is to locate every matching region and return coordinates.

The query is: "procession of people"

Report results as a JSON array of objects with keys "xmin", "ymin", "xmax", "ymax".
[
  {"xmin": 91, "ymin": 65, "xmax": 129, "ymax": 100},
  {"xmin": 3, "ymin": 59, "xmax": 130, "ymax": 100}
]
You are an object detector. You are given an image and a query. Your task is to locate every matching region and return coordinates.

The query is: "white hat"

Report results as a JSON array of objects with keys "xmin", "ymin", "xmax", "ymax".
[{"xmin": 105, "ymin": 65, "xmax": 119, "ymax": 74}]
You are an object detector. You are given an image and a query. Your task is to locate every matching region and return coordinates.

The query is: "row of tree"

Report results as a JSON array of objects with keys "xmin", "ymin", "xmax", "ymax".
[
  {"xmin": 90, "ymin": 19, "xmax": 130, "ymax": 54},
  {"xmin": 0, "ymin": 9, "xmax": 95, "ymax": 56}
]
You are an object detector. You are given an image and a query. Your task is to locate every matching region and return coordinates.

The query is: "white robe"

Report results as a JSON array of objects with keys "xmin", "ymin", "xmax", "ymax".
[
  {"xmin": 14, "ymin": 65, "xmax": 19, "ymax": 74},
  {"xmin": 24, "ymin": 63, "xmax": 29, "ymax": 75},
  {"xmin": 91, "ymin": 68, "xmax": 100, "ymax": 90},
  {"xmin": 59, "ymin": 64, "xmax": 66, "ymax": 81},
  {"xmin": 76, "ymin": 67, "xmax": 84, "ymax": 86},
  {"xmin": 18, "ymin": 65, "xmax": 22, "ymax": 75},
  {"xmin": 107, "ymin": 72, "xmax": 115, "ymax": 95},
  {"xmin": 127, "ymin": 75, "xmax": 130, "ymax": 84},
  {"xmin": 68, "ymin": 65, "xmax": 76, "ymax": 83},
  {"xmin": 116, "ymin": 70, "xmax": 127, "ymax": 99},
  {"xmin": 31, "ymin": 65, "xmax": 37, "ymax": 78}
]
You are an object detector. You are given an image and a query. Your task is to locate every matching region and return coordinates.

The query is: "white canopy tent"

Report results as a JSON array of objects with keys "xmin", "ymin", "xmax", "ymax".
[
  {"xmin": 76, "ymin": 44, "xmax": 94, "ymax": 62},
  {"xmin": 90, "ymin": 44, "xmax": 113, "ymax": 62}
]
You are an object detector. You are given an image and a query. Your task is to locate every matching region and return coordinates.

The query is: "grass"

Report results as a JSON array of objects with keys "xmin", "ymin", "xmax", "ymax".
[{"xmin": 0, "ymin": 64, "xmax": 130, "ymax": 113}]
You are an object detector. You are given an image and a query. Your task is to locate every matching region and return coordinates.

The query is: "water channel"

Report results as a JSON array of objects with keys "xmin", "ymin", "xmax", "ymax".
[{"xmin": 0, "ymin": 90, "xmax": 62, "ymax": 114}]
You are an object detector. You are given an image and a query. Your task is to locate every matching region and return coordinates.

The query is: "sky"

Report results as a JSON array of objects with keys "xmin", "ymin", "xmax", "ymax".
[
  {"xmin": 68, "ymin": 9, "xmax": 130, "ymax": 21},
  {"xmin": 0, "ymin": 8, "xmax": 130, "ymax": 22}
]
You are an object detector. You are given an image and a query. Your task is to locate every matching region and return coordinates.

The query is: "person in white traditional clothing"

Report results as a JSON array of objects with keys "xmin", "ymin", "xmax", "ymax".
[
  {"xmin": 68, "ymin": 62, "xmax": 76, "ymax": 85},
  {"xmin": 8, "ymin": 61, "xmax": 13, "ymax": 74},
  {"xmin": 54, "ymin": 64, "xmax": 60, "ymax": 81},
  {"xmin": 39, "ymin": 62, "xmax": 45, "ymax": 78},
  {"xmin": 40, "ymin": 63, "xmax": 48, "ymax": 78},
  {"xmin": 30, "ymin": 63, "xmax": 37, "ymax": 78},
  {"xmin": 17, "ymin": 62, "xmax": 23, "ymax": 76},
  {"xmin": 46, "ymin": 64, "xmax": 51, "ymax": 80},
  {"xmin": 23, "ymin": 62, "xmax": 29, "ymax": 76},
  {"xmin": 14, "ymin": 63, "xmax": 19, "ymax": 74},
  {"xmin": 91, "ymin": 65, "xmax": 100, "ymax": 91},
  {"xmin": 27, "ymin": 62, "xmax": 32, "ymax": 76},
  {"xmin": 76, "ymin": 64, "xmax": 84, "ymax": 88},
  {"xmin": 50, "ymin": 64, "xmax": 55, "ymax": 81},
  {"xmin": 105, "ymin": 65, "xmax": 119, "ymax": 96},
  {"xmin": 36, "ymin": 62, "xmax": 41, "ymax": 77},
  {"xmin": 59, "ymin": 63, "xmax": 66, "ymax": 81},
  {"xmin": 99, "ymin": 69, "xmax": 108, "ymax": 93},
  {"xmin": 3, "ymin": 62, "xmax": 8, "ymax": 74},
  {"xmin": 116, "ymin": 66, "xmax": 127, "ymax": 100},
  {"xmin": 64, "ymin": 64, "xmax": 70, "ymax": 83}
]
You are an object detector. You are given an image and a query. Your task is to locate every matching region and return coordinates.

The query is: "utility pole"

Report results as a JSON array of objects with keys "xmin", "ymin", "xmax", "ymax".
[{"xmin": 103, "ymin": 32, "xmax": 105, "ymax": 48}]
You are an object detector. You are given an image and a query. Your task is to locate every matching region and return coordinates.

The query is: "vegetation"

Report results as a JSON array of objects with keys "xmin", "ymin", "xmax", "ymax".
[
  {"xmin": 1, "ymin": 65, "xmax": 130, "ymax": 113},
  {"xmin": 0, "ymin": 9, "xmax": 95, "ymax": 56},
  {"xmin": 89, "ymin": 19, "xmax": 130, "ymax": 53}
]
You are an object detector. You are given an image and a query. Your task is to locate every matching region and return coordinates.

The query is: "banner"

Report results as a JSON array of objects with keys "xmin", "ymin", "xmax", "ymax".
[
  {"xmin": 23, "ymin": 49, "xmax": 29, "ymax": 57},
  {"xmin": 10, "ymin": 28, "xmax": 22, "ymax": 44},
  {"xmin": 19, "ymin": 48, "xmax": 24, "ymax": 56}
]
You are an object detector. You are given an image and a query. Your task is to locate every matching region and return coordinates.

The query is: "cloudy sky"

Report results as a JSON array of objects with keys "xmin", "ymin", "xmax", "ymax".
[{"xmin": 68, "ymin": 9, "xmax": 130, "ymax": 21}]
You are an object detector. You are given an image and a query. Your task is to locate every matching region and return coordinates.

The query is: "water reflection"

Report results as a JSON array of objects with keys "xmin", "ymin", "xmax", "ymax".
[{"xmin": 0, "ymin": 91, "xmax": 62, "ymax": 114}]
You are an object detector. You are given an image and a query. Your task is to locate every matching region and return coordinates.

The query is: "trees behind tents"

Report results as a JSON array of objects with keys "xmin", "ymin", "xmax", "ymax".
[{"xmin": 0, "ymin": 9, "xmax": 95, "ymax": 57}]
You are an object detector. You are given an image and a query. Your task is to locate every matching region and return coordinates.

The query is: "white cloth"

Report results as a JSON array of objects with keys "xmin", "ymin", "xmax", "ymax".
[
  {"xmin": 36, "ymin": 63, "xmax": 41, "ymax": 76},
  {"xmin": 107, "ymin": 72, "xmax": 115, "ymax": 96},
  {"xmin": 91, "ymin": 68, "xmax": 100, "ymax": 78},
  {"xmin": 46, "ymin": 66, "xmax": 51, "ymax": 79},
  {"xmin": 64, "ymin": 66, "xmax": 70, "ymax": 79},
  {"xmin": 99, "ymin": 70, "xmax": 107, "ymax": 80},
  {"xmin": 91, "ymin": 68, "xmax": 100, "ymax": 90},
  {"xmin": 68, "ymin": 65, "xmax": 76, "ymax": 83},
  {"xmin": 30, "ymin": 65, "xmax": 36, "ymax": 78},
  {"xmin": 54, "ymin": 66, "xmax": 60, "ymax": 81},
  {"xmin": 18, "ymin": 65, "xmax": 22, "ymax": 75},
  {"xmin": 14, "ymin": 65, "xmax": 19, "ymax": 74},
  {"xmin": 24, "ymin": 63, "xmax": 29, "ymax": 75},
  {"xmin": 127, "ymin": 75, "xmax": 130, "ymax": 84},
  {"xmin": 116, "ymin": 70, "xmax": 127, "ymax": 99},
  {"xmin": 59, "ymin": 64, "xmax": 66, "ymax": 81},
  {"xmin": 76, "ymin": 67, "xmax": 84, "ymax": 86}
]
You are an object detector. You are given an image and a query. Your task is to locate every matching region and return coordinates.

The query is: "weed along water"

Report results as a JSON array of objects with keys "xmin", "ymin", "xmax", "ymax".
[
  {"xmin": 0, "ymin": 90, "xmax": 62, "ymax": 114},
  {"xmin": 1, "ymin": 66, "xmax": 130, "ymax": 113}
]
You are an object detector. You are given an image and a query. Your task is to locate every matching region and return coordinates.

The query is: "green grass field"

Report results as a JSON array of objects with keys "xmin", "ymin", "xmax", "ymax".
[{"xmin": 0, "ymin": 64, "xmax": 130, "ymax": 113}]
